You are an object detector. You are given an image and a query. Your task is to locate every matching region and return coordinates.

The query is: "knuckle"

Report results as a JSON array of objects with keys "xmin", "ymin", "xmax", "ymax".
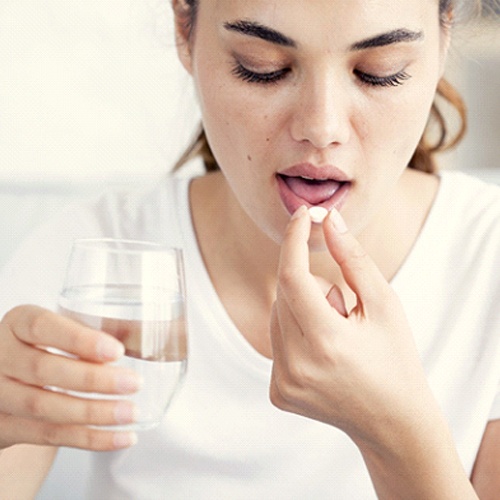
[
  {"xmin": 41, "ymin": 424, "xmax": 62, "ymax": 446},
  {"xmin": 63, "ymin": 320, "xmax": 88, "ymax": 352},
  {"xmin": 269, "ymin": 384, "xmax": 286, "ymax": 410},
  {"xmin": 41, "ymin": 423, "xmax": 108, "ymax": 451},
  {"xmin": 286, "ymin": 361, "xmax": 305, "ymax": 386},
  {"xmin": 278, "ymin": 265, "xmax": 300, "ymax": 289},
  {"xmin": 81, "ymin": 367, "xmax": 101, "ymax": 392},
  {"xmin": 83, "ymin": 401, "xmax": 109, "ymax": 425},
  {"xmin": 30, "ymin": 355, "xmax": 48, "ymax": 384},
  {"xmin": 81, "ymin": 429, "xmax": 111, "ymax": 451},
  {"xmin": 29, "ymin": 309, "xmax": 54, "ymax": 344},
  {"xmin": 273, "ymin": 363, "xmax": 310, "ymax": 404},
  {"xmin": 269, "ymin": 380, "xmax": 294, "ymax": 412},
  {"xmin": 343, "ymin": 244, "xmax": 368, "ymax": 269},
  {"xmin": 23, "ymin": 392, "xmax": 47, "ymax": 418}
]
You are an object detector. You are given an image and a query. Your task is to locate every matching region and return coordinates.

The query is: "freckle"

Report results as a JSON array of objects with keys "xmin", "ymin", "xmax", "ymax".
[
  {"xmin": 247, "ymin": 155, "xmax": 252, "ymax": 161},
  {"xmin": 266, "ymin": 138, "xmax": 270, "ymax": 142}
]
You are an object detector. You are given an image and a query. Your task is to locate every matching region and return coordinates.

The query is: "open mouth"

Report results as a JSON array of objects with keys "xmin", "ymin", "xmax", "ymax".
[
  {"xmin": 278, "ymin": 174, "xmax": 343, "ymax": 205},
  {"xmin": 276, "ymin": 168, "xmax": 352, "ymax": 215}
]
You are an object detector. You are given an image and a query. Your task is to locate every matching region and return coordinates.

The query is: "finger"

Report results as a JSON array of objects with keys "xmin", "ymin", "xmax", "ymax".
[
  {"xmin": 326, "ymin": 284, "xmax": 348, "ymax": 317},
  {"xmin": 0, "ymin": 333, "xmax": 141, "ymax": 395},
  {"xmin": 323, "ymin": 209, "xmax": 391, "ymax": 306},
  {"xmin": 278, "ymin": 206, "xmax": 342, "ymax": 331},
  {"xmin": 0, "ymin": 413, "xmax": 137, "ymax": 451},
  {"xmin": 0, "ymin": 375, "xmax": 138, "ymax": 426},
  {"xmin": 3, "ymin": 306, "xmax": 124, "ymax": 362}
]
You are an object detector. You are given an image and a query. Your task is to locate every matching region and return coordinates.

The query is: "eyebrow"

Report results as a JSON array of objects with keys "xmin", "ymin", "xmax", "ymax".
[
  {"xmin": 223, "ymin": 20, "xmax": 297, "ymax": 48},
  {"xmin": 349, "ymin": 28, "xmax": 424, "ymax": 51},
  {"xmin": 223, "ymin": 20, "xmax": 423, "ymax": 52}
]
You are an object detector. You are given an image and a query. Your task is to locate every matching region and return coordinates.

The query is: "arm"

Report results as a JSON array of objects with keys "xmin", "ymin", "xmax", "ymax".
[
  {"xmin": 471, "ymin": 419, "xmax": 500, "ymax": 499},
  {"xmin": 270, "ymin": 206, "xmax": 478, "ymax": 499},
  {"xmin": 0, "ymin": 445, "xmax": 57, "ymax": 500}
]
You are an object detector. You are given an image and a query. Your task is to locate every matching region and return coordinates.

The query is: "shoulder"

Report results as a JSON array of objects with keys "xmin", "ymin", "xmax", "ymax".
[
  {"xmin": 425, "ymin": 170, "xmax": 500, "ymax": 303},
  {"xmin": 439, "ymin": 170, "xmax": 500, "ymax": 216},
  {"xmin": 435, "ymin": 170, "xmax": 500, "ymax": 240},
  {"xmin": 88, "ymin": 159, "xmax": 203, "ymax": 243},
  {"xmin": 0, "ymin": 171, "xmax": 195, "ymax": 314}
]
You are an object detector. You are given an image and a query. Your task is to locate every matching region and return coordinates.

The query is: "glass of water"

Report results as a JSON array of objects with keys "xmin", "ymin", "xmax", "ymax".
[{"xmin": 58, "ymin": 239, "xmax": 187, "ymax": 431}]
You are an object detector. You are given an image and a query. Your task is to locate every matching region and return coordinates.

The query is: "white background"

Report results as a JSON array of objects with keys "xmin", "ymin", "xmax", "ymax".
[{"xmin": 1, "ymin": 0, "xmax": 200, "ymax": 185}]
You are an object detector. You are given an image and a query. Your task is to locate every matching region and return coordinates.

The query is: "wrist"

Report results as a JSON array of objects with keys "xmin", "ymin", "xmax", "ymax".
[{"xmin": 354, "ymin": 413, "xmax": 478, "ymax": 500}]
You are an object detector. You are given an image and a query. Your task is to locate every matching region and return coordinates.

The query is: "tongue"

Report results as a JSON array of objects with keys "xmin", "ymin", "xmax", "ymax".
[{"xmin": 283, "ymin": 176, "xmax": 341, "ymax": 204}]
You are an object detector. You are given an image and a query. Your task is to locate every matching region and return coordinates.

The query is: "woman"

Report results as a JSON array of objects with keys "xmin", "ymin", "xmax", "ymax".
[{"xmin": 0, "ymin": 0, "xmax": 499, "ymax": 497}]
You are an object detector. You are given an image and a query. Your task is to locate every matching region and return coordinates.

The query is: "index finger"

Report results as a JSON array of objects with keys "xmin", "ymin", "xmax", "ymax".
[
  {"xmin": 278, "ymin": 207, "xmax": 341, "ymax": 329},
  {"xmin": 3, "ymin": 305, "xmax": 124, "ymax": 362}
]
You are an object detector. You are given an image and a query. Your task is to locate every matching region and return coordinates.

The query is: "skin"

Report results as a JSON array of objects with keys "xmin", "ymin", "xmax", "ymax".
[
  {"xmin": 178, "ymin": 0, "xmax": 444, "ymax": 355},
  {"xmin": 0, "ymin": 0, "xmax": 498, "ymax": 497},
  {"xmin": 181, "ymin": 0, "xmax": 444, "ymax": 248},
  {"xmin": 176, "ymin": 0, "xmax": 499, "ymax": 496}
]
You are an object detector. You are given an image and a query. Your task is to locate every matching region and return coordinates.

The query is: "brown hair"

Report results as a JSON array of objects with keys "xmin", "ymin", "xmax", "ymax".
[{"xmin": 173, "ymin": 0, "xmax": 474, "ymax": 174}]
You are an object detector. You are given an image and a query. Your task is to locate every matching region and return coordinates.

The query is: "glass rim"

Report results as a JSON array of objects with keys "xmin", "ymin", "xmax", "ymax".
[{"xmin": 71, "ymin": 238, "xmax": 183, "ymax": 255}]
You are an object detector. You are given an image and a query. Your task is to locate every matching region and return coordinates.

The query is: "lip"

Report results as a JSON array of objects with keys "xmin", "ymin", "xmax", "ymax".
[
  {"xmin": 276, "ymin": 163, "xmax": 352, "ymax": 216},
  {"xmin": 278, "ymin": 163, "xmax": 352, "ymax": 182}
]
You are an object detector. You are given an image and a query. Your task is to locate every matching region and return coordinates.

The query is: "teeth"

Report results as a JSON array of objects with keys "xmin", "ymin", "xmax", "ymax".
[{"xmin": 301, "ymin": 175, "xmax": 327, "ymax": 181}]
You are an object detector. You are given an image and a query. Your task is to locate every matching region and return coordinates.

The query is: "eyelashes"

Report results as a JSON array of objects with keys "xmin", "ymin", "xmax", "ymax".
[
  {"xmin": 231, "ymin": 62, "xmax": 411, "ymax": 88},
  {"xmin": 231, "ymin": 63, "xmax": 290, "ymax": 85},
  {"xmin": 354, "ymin": 69, "xmax": 411, "ymax": 87}
]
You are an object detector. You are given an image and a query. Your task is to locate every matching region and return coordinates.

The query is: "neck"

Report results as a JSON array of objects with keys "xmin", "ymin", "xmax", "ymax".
[
  {"xmin": 189, "ymin": 167, "xmax": 438, "ymax": 340},
  {"xmin": 190, "ymin": 171, "xmax": 281, "ymax": 305}
]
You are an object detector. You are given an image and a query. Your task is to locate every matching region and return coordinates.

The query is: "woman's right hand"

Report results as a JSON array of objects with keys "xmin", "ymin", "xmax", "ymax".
[{"xmin": 0, "ymin": 305, "xmax": 141, "ymax": 451}]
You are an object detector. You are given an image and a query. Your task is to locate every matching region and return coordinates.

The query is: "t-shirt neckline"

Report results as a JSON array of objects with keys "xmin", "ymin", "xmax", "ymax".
[{"xmin": 176, "ymin": 167, "xmax": 453, "ymax": 369}]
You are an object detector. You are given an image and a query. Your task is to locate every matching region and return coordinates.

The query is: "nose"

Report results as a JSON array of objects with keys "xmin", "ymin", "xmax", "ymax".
[{"xmin": 290, "ymin": 71, "xmax": 351, "ymax": 149}]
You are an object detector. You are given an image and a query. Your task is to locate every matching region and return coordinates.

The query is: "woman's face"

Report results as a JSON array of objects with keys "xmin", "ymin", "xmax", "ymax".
[{"xmin": 176, "ymin": 0, "xmax": 449, "ymax": 246}]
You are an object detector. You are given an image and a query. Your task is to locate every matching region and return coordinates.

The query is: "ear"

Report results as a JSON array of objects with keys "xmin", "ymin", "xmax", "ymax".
[{"xmin": 172, "ymin": 0, "xmax": 194, "ymax": 75}]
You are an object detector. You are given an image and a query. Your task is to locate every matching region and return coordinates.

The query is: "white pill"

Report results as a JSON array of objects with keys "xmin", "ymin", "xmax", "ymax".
[{"xmin": 308, "ymin": 206, "xmax": 329, "ymax": 224}]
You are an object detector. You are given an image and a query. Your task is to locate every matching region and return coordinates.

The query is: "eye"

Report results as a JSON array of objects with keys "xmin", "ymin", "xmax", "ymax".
[
  {"xmin": 231, "ymin": 62, "xmax": 290, "ymax": 85},
  {"xmin": 354, "ymin": 69, "xmax": 411, "ymax": 88}
]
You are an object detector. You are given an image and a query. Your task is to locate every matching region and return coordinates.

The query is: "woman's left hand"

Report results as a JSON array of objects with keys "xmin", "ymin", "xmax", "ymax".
[
  {"xmin": 270, "ymin": 205, "xmax": 480, "ymax": 498},
  {"xmin": 270, "ymin": 205, "xmax": 439, "ymax": 450}
]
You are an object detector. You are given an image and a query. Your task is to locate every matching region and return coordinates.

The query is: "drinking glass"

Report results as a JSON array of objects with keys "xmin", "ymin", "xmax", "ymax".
[{"xmin": 58, "ymin": 239, "xmax": 187, "ymax": 431}]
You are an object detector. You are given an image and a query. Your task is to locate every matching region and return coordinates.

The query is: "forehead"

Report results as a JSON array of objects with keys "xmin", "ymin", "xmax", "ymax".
[{"xmin": 209, "ymin": 0, "xmax": 437, "ymax": 26}]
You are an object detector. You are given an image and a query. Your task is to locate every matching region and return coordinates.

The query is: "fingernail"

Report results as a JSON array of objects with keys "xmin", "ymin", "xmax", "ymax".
[
  {"xmin": 114, "ymin": 401, "xmax": 140, "ymax": 424},
  {"xmin": 113, "ymin": 432, "xmax": 138, "ymax": 449},
  {"xmin": 291, "ymin": 205, "xmax": 308, "ymax": 220},
  {"xmin": 116, "ymin": 371, "xmax": 143, "ymax": 394},
  {"xmin": 328, "ymin": 208, "xmax": 348, "ymax": 233},
  {"xmin": 97, "ymin": 337, "xmax": 124, "ymax": 361}
]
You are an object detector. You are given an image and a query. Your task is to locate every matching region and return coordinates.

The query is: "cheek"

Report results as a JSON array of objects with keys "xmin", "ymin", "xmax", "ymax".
[
  {"xmin": 363, "ymin": 84, "xmax": 436, "ymax": 166},
  {"xmin": 198, "ymin": 86, "xmax": 284, "ymax": 176}
]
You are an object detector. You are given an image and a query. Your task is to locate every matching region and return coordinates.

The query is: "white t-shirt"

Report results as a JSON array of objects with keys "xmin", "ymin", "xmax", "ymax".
[{"xmin": 1, "ymin": 163, "xmax": 500, "ymax": 499}]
